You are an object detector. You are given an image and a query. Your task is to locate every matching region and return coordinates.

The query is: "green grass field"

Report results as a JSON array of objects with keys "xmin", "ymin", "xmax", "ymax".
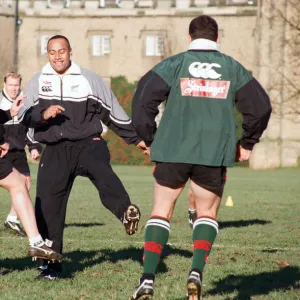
[{"xmin": 0, "ymin": 165, "xmax": 300, "ymax": 300}]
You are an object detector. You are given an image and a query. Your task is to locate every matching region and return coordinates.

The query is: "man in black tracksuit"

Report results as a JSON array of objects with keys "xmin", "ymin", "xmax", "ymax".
[
  {"xmin": 18, "ymin": 35, "xmax": 147, "ymax": 279},
  {"xmin": 1, "ymin": 73, "xmax": 43, "ymax": 236}
]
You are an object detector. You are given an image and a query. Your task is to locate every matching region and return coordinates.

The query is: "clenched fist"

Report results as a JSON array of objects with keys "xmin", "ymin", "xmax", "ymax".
[
  {"xmin": 30, "ymin": 149, "xmax": 40, "ymax": 160},
  {"xmin": 235, "ymin": 145, "xmax": 252, "ymax": 162},
  {"xmin": 136, "ymin": 140, "xmax": 150, "ymax": 155}
]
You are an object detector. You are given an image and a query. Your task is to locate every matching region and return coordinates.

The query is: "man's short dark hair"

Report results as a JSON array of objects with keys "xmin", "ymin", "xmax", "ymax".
[
  {"xmin": 4, "ymin": 72, "xmax": 22, "ymax": 84},
  {"xmin": 189, "ymin": 15, "xmax": 218, "ymax": 42},
  {"xmin": 47, "ymin": 35, "xmax": 71, "ymax": 51}
]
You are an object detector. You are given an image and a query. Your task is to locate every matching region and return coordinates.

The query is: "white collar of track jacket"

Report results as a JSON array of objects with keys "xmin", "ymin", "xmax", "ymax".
[
  {"xmin": 0, "ymin": 88, "xmax": 24, "ymax": 126},
  {"xmin": 2, "ymin": 88, "xmax": 22, "ymax": 103},
  {"xmin": 0, "ymin": 89, "xmax": 23, "ymax": 118},
  {"xmin": 42, "ymin": 61, "xmax": 81, "ymax": 75},
  {"xmin": 188, "ymin": 38, "xmax": 219, "ymax": 51}
]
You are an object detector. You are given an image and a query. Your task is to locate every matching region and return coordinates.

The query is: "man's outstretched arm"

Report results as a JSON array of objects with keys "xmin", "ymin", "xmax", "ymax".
[
  {"xmin": 235, "ymin": 77, "xmax": 272, "ymax": 150},
  {"xmin": 132, "ymin": 70, "xmax": 170, "ymax": 147},
  {"xmin": 84, "ymin": 70, "xmax": 144, "ymax": 146}
]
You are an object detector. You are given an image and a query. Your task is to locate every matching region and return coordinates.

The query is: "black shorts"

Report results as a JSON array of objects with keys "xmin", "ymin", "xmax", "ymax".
[
  {"xmin": 4, "ymin": 150, "xmax": 30, "ymax": 176},
  {"xmin": 0, "ymin": 158, "xmax": 13, "ymax": 180},
  {"xmin": 153, "ymin": 162, "xmax": 227, "ymax": 194}
]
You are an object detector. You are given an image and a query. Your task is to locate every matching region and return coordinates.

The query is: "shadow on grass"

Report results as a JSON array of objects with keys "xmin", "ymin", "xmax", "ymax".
[
  {"xmin": 64, "ymin": 219, "xmax": 270, "ymax": 230},
  {"xmin": 65, "ymin": 222, "xmax": 105, "ymax": 228},
  {"xmin": 0, "ymin": 245, "xmax": 192, "ymax": 278},
  {"xmin": 219, "ymin": 219, "xmax": 271, "ymax": 229},
  {"xmin": 206, "ymin": 267, "xmax": 300, "ymax": 299},
  {"xmin": 261, "ymin": 249, "xmax": 281, "ymax": 253}
]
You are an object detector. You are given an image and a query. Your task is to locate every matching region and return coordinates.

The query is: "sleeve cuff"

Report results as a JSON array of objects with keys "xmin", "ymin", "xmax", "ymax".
[
  {"xmin": 133, "ymin": 137, "xmax": 143, "ymax": 146},
  {"xmin": 144, "ymin": 140, "xmax": 153, "ymax": 147},
  {"xmin": 7, "ymin": 110, "xmax": 12, "ymax": 120},
  {"xmin": 239, "ymin": 139, "xmax": 255, "ymax": 151},
  {"xmin": 31, "ymin": 108, "xmax": 48, "ymax": 125}
]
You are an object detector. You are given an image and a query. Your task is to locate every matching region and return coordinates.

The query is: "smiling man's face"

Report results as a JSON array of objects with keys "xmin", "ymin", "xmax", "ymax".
[{"xmin": 47, "ymin": 38, "xmax": 72, "ymax": 74}]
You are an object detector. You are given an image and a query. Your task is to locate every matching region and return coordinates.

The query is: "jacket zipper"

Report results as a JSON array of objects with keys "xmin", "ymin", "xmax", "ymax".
[{"xmin": 60, "ymin": 76, "xmax": 63, "ymax": 138}]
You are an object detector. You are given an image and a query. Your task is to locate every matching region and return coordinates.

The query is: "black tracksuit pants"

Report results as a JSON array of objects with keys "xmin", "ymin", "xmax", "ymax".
[{"xmin": 35, "ymin": 136, "xmax": 131, "ymax": 271}]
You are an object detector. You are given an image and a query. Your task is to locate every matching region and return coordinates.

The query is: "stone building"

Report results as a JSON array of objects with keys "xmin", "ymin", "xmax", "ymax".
[
  {"xmin": 250, "ymin": 0, "xmax": 300, "ymax": 168},
  {"xmin": 0, "ymin": 0, "xmax": 257, "ymax": 84}
]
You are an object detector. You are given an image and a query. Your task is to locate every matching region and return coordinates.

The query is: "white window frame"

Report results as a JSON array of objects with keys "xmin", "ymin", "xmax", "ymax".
[
  {"xmin": 145, "ymin": 35, "xmax": 164, "ymax": 57},
  {"xmin": 40, "ymin": 35, "xmax": 52, "ymax": 55},
  {"xmin": 92, "ymin": 35, "xmax": 111, "ymax": 56}
]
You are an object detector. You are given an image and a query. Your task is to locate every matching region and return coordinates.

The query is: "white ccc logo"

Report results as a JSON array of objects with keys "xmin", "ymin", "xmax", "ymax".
[{"xmin": 189, "ymin": 62, "xmax": 222, "ymax": 79}]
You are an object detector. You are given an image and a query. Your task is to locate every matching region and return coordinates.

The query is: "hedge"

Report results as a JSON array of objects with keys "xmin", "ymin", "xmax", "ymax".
[{"xmin": 105, "ymin": 76, "xmax": 151, "ymax": 165}]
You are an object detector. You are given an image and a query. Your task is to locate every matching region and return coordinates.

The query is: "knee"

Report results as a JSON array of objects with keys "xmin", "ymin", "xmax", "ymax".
[{"xmin": 9, "ymin": 174, "xmax": 28, "ymax": 193}]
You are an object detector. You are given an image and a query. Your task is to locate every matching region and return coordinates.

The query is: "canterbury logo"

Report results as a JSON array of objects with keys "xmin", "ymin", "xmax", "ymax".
[
  {"xmin": 41, "ymin": 86, "xmax": 52, "ymax": 92},
  {"xmin": 189, "ymin": 62, "xmax": 222, "ymax": 79}
]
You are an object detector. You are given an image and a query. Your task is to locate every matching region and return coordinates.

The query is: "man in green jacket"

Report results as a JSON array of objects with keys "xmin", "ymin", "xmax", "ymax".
[{"xmin": 130, "ymin": 15, "xmax": 272, "ymax": 300}]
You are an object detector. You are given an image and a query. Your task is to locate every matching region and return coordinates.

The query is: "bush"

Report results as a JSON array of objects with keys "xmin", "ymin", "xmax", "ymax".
[{"xmin": 105, "ymin": 76, "xmax": 151, "ymax": 165}]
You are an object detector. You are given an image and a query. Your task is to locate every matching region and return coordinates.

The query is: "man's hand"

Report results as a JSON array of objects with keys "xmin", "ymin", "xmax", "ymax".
[
  {"xmin": 235, "ymin": 145, "xmax": 252, "ymax": 162},
  {"xmin": 136, "ymin": 140, "xmax": 150, "ymax": 155},
  {"xmin": 10, "ymin": 95, "xmax": 25, "ymax": 117},
  {"xmin": 144, "ymin": 147, "xmax": 150, "ymax": 155},
  {"xmin": 0, "ymin": 142, "xmax": 9, "ymax": 158},
  {"xmin": 30, "ymin": 149, "xmax": 40, "ymax": 160},
  {"xmin": 43, "ymin": 105, "xmax": 65, "ymax": 120}
]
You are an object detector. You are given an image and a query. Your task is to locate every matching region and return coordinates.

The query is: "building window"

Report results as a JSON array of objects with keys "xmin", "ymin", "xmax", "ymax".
[
  {"xmin": 92, "ymin": 35, "xmax": 111, "ymax": 56},
  {"xmin": 145, "ymin": 35, "xmax": 164, "ymax": 57},
  {"xmin": 40, "ymin": 35, "xmax": 52, "ymax": 55},
  {"xmin": 98, "ymin": 0, "xmax": 120, "ymax": 7}
]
